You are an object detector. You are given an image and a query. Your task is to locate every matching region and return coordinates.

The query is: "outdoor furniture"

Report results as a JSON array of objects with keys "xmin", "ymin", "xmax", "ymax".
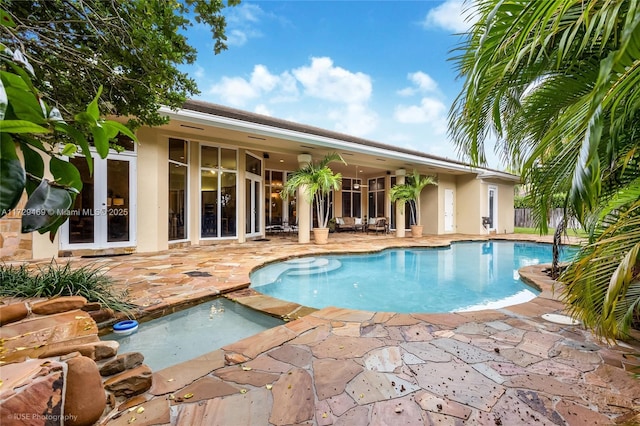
[
  {"xmin": 283, "ymin": 220, "xmax": 298, "ymax": 235},
  {"xmin": 335, "ymin": 217, "xmax": 357, "ymax": 232},
  {"xmin": 367, "ymin": 217, "xmax": 387, "ymax": 234}
]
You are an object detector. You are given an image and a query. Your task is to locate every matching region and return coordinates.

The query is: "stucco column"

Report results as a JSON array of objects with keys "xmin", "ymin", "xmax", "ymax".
[
  {"xmin": 297, "ymin": 154, "xmax": 312, "ymax": 243},
  {"xmin": 395, "ymin": 168, "xmax": 406, "ymax": 238}
]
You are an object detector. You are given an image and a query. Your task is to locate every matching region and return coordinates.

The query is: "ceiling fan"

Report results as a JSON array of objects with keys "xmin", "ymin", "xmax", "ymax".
[{"xmin": 353, "ymin": 166, "xmax": 368, "ymax": 190}]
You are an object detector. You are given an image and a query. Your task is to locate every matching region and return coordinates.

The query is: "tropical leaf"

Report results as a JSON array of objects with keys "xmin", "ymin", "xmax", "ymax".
[{"xmin": 21, "ymin": 179, "xmax": 74, "ymax": 233}]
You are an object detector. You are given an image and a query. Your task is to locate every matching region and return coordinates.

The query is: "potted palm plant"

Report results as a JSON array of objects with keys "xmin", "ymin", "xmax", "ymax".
[
  {"xmin": 389, "ymin": 170, "xmax": 437, "ymax": 237},
  {"xmin": 282, "ymin": 153, "xmax": 346, "ymax": 244}
]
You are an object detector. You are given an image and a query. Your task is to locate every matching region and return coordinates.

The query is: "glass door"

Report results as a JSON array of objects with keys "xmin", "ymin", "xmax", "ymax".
[
  {"xmin": 245, "ymin": 177, "xmax": 261, "ymax": 237},
  {"xmin": 62, "ymin": 154, "xmax": 136, "ymax": 249},
  {"xmin": 488, "ymin": 186, "xmax": 497, "ymax": 231}
]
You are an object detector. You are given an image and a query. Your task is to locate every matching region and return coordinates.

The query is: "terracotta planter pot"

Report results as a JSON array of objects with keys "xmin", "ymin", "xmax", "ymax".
[
  {"xmin": 410, "ymin": 225, "xmax": 423, "ymax": 238},
  {"xmin": 313, "ymin": 228, "xmax": 330, "ymax": 244}
]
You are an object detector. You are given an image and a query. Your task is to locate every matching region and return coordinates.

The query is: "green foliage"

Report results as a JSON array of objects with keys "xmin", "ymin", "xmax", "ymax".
[
  {"xmin": 0, "ymin": 40, "xmax": 137, "ymax": 238},
  {"xmin": 282, "ymin": 153, "xmax": 346, "ymax": 229},
  {"xmin": 451, "ymin": 0, "xmax": 640, "ymax": 339},
  {"xmin": 0, "ymin": 261, "xmax": 134, "ymax": 314},
  {"xmin": 389, "ymin": 170, "xmax": 437, "ymax": 226},
  {"xmin": 1, "ymin": 0, "xmax": 239, "ymax": 127},
  {"xmin": 514, "ymin": 193, "xmax": 567, "ymax": 209}
]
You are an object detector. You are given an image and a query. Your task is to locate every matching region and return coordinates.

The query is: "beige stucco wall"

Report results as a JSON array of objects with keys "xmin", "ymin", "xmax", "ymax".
[
  {"xmin": 136, "ymin": 127, "xmax": 168, "ymax": 253},
  {"xmin": 422, "ymin": 184, "xmax": 439, "ymax": 235},
  {"xmin": 485, "ymin": 179, "xmax": 515, "ymax": 234},
  {"xmin": 456, "ymin": 175, "xmax": 483, "ymax": 234},
  {"xmin": 455, "ymin": 175, "xmax": 516, "ymax": 235}
]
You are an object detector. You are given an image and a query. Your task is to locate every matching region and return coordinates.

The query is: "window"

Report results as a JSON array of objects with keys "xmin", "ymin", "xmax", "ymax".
[
  {"xmin": 169, "ymin": 139, "xmax": 188, "ymax": 241},
  {"xmin": 265, "ymin": 170, "xmax": 284, "ymax": 226},
  {"xmin": 201, "ymin": 145, "xmax": 237, "ymax": 238},
  {"xmin": 341, "ymin": 178, "xmax": 362, "ymax": 218},
  {"xmin": 368, "ymin": 177, "xmax": 386, "ymax": 218}
]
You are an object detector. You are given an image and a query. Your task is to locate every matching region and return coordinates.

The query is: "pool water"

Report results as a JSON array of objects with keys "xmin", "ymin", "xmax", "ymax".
[
  {"xmin": 102, "ymin": 298, "xmax": 283, "ymax": 371},
  {"xmin": 251, "ymin": 241, "xmax": 576, "ymax": 313}
]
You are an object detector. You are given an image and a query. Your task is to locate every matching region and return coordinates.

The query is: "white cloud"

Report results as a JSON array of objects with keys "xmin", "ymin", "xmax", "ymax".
[
  {"xmin": 250, "ymin": 65, "xmax": 279, "ymax": 92},
  {"xmin": 225, "ymin": 4, "xmax": 266, "ymax": 46},
  {"xmin": 208, "ymin": 57, "xmax": 378, "ymax": 139},
  {"xmin": 394, "ymin": 97, "xmax": 448, "ymax": 134},
  {"xmin": 398, "ymin": 71, "xmax": 439, "ymax": 96},
  {"xmin": 193, "ymin": 64, "xmax": 205, "ymax": 80},
  {"xmin": 254, "ymin": 104, "xmax": 272, "ymax": 116},
  {"xmin": 409, "ymin": 72, "xmax": 438, "ymax": 93},
  {"xmin": 208, "ymin": 65, "xmax": 298, "ymax": 107},
  {"xmin": 227, "ymin": 3, "xmax": 262, "ymax": 24},
  {"xmin": 227, "ymin": 29, "xmax": 249, "ymax": 47},
  {"xmin": 423, "ymin": 0, "xmax": 478, "ymax": 33},
  {"xmin": 209, "ymin": 76, "xmax": 259, "ymax": 106},
  {"xmin": 292, "ymin": 57, "xmax": 372, "ymax": 104},
  {"xmin": 329, "ymin": 104, "xmax": 378, "ymax": 137}
]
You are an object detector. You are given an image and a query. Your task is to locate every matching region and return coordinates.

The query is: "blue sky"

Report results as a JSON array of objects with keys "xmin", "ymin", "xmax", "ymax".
[{"xmin": 181, "ymin": 0, "xmax": 497, "ymax": 168}]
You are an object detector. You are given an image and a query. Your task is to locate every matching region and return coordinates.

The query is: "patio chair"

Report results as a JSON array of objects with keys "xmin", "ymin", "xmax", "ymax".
[
  {"xmin": 283, "ymin": 219, "xmax": 298, "ymax": 235},
  {"xmin": 367, "ymin": 217, "xmax": 387, "ymax": 234}
]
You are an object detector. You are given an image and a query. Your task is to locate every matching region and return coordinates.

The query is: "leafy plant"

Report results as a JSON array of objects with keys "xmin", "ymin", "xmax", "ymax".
[
  {"xmin": 449, "ymin": 0, "xmax": 640, "ymax": 340},
  {"xmin": 0, "ymin": 261, "xmax": 134, "ymax": 314},
  {"xmin": 0, "ymin": 14, "xmax": 137, "ymax": 238},
  {"xmin": 1, "ymin": 0, "xmax": 239, "ymax": 128},
  {"xmin": 282, "ymin": 153, "xmax": 346, "ymax": 229},
  {"xmin": 389, "ymin": 170, "xmax": 437, "ymax": 227}
]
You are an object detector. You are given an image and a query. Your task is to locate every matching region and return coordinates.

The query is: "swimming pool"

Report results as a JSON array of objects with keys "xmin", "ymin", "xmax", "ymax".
[
  {"xmin": 250, "ymin": 241, "xmax": 576, "ymax": 313},
  {"xmin": 102, "ymin": 298, "xmax": 283, "ymax": 371}
]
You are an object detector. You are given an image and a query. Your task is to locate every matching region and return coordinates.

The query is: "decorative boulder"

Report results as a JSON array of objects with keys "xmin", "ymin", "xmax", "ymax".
[
  {"xmin": 100, "ymin": 352, "xmax": 145, "ymax": 376},
  {"xmin": 0, "ymin": 302, "xmax": 29, "ymax": 326},
  {"xmin": 31, "ymin": 296, "xmax": 87, "ymax": 315},
  {"xmin": 63, "ymin": 356, "xmax": 106, "ymax": 426},
  {"xmin": 103, "ymin": 364, "xmax": 153, "ymax": 397}
]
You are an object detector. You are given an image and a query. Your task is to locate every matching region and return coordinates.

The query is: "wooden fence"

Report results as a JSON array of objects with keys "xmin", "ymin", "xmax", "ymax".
[{"xmin": 514, "ymin": 208, "xmax": 580, "ymax": 229}]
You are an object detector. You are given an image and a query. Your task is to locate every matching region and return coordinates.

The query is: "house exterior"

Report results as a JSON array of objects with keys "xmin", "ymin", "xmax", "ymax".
[{"xmin": 0, "ymin": 100, "xmax": 519, "ymax": 261}]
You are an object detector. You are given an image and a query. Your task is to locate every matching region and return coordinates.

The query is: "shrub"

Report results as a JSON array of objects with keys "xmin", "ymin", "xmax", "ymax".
[
  {"xmin": 0, "ymin": 261, "xmax": 134, "ymax": 314},
  {"xmin": 514, "ymin": 193, "xmax": 567, "ymax": 209}
]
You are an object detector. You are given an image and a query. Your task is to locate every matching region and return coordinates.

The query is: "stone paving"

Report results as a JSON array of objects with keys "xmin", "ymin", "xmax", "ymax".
[{"xmin": 21, "ymin": 232, "xmax": 639, "ymax": 425}]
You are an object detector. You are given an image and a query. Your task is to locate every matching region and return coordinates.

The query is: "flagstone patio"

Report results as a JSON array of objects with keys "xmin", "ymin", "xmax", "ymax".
[{"xmin": 16, "ymin": 233, "xmax": 639, "ymax": 425}]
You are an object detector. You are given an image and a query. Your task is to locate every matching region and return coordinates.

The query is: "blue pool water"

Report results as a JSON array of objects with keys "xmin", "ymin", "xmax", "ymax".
[
  {"xmin": 250, "ymin": 241, "xmax": 576, "ymax": 313},
  {"xmin": 102, "ymin": 298, "xmax": 283, "ymax": 371}
]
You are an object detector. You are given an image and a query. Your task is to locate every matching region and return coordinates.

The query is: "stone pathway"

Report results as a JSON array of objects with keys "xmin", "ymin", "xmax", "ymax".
[{"xmin": 13, "ymin": 232, "xmax": 638, "ymax": 425}]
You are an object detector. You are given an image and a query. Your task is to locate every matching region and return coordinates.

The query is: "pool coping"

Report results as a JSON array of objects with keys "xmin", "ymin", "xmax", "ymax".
[{"xmin": 226, "ymin": 239, "xmax": 576, "ymax": 324}]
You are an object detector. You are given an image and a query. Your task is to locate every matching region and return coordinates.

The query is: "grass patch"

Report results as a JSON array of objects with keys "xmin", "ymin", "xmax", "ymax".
[
  {"xmin": 514, "ymin": 227, "xmax": 588, "ymax": 238},
  {"xmin": 0, "ymin": 261, "xmax": 134, "ymax": 314}
]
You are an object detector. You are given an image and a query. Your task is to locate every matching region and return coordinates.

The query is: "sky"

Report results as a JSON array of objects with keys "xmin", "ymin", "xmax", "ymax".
[{"xmin": 180, "ymin": 0, "xmax": 499, "ymax": 168}]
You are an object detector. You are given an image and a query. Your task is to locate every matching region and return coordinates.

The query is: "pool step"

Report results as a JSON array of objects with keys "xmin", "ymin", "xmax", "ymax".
[
  {"xmin": 250, "ymin": 257, "xmax": 341, "ymax": 286},
  {"xmin": 284, "ymin": 258, "xmax": 342, "ymax": 276}
]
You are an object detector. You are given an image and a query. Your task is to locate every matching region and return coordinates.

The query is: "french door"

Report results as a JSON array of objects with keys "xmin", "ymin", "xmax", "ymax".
[
  {"xmin": 61, "ymin": 154, "xmax": 136, "ymax": 249},
  {"xmin": 245, "ymin": 176, "xmax": 261, "ymax": 237},
  {"xmin": 488, "ymin": 186, "xmax": 497, "ymax": 231}
]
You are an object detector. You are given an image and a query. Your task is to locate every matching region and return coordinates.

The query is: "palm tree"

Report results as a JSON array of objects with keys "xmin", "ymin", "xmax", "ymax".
[
  {"xmin": 282, "ymin": 153, "xmax": 345, "ymax": 229},
  {"xmin": 449, "ymin": 0, "xmax": 640, "ymax": 340},
  {"xmin": 389, "ymin": 170, "xmax": 437, "ymax": 227}
]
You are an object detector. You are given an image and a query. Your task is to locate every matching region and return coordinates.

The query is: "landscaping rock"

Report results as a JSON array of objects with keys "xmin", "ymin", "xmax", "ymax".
[
  {"xmin": 0, "ymin": 302, "xmax": 29, "ymax": 326},
  {"xmin": 0, "ymin": 359, "xmax": 65, "ymax": 426},
  {"xmin": 103, "ymin": 364, "xmax": 153, "ymax": 397},
  {"xmin": 81, "ymin": 302, "xmax": 102, "ymax": 312},
  {"xmin": 1, "ymin": 311, "xmax": 98, "ymax": 363},
  {"xmin": 100, "ymin": 352, "xmax": 145, "ymax": 376},
  {"xmin": 39, "ymin": 340, "xmax": 119, "ymax": 361},
  {"xmin": 88, "ymin": 308, "xmax": 115, "ymax": 323},
  {"xmin": 31, "ymin": 296, "xmax": 87, "ymax": 315},
  {"xmin": 64, "ymin": 356, "xmax": 106, "ymax": 426}
]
